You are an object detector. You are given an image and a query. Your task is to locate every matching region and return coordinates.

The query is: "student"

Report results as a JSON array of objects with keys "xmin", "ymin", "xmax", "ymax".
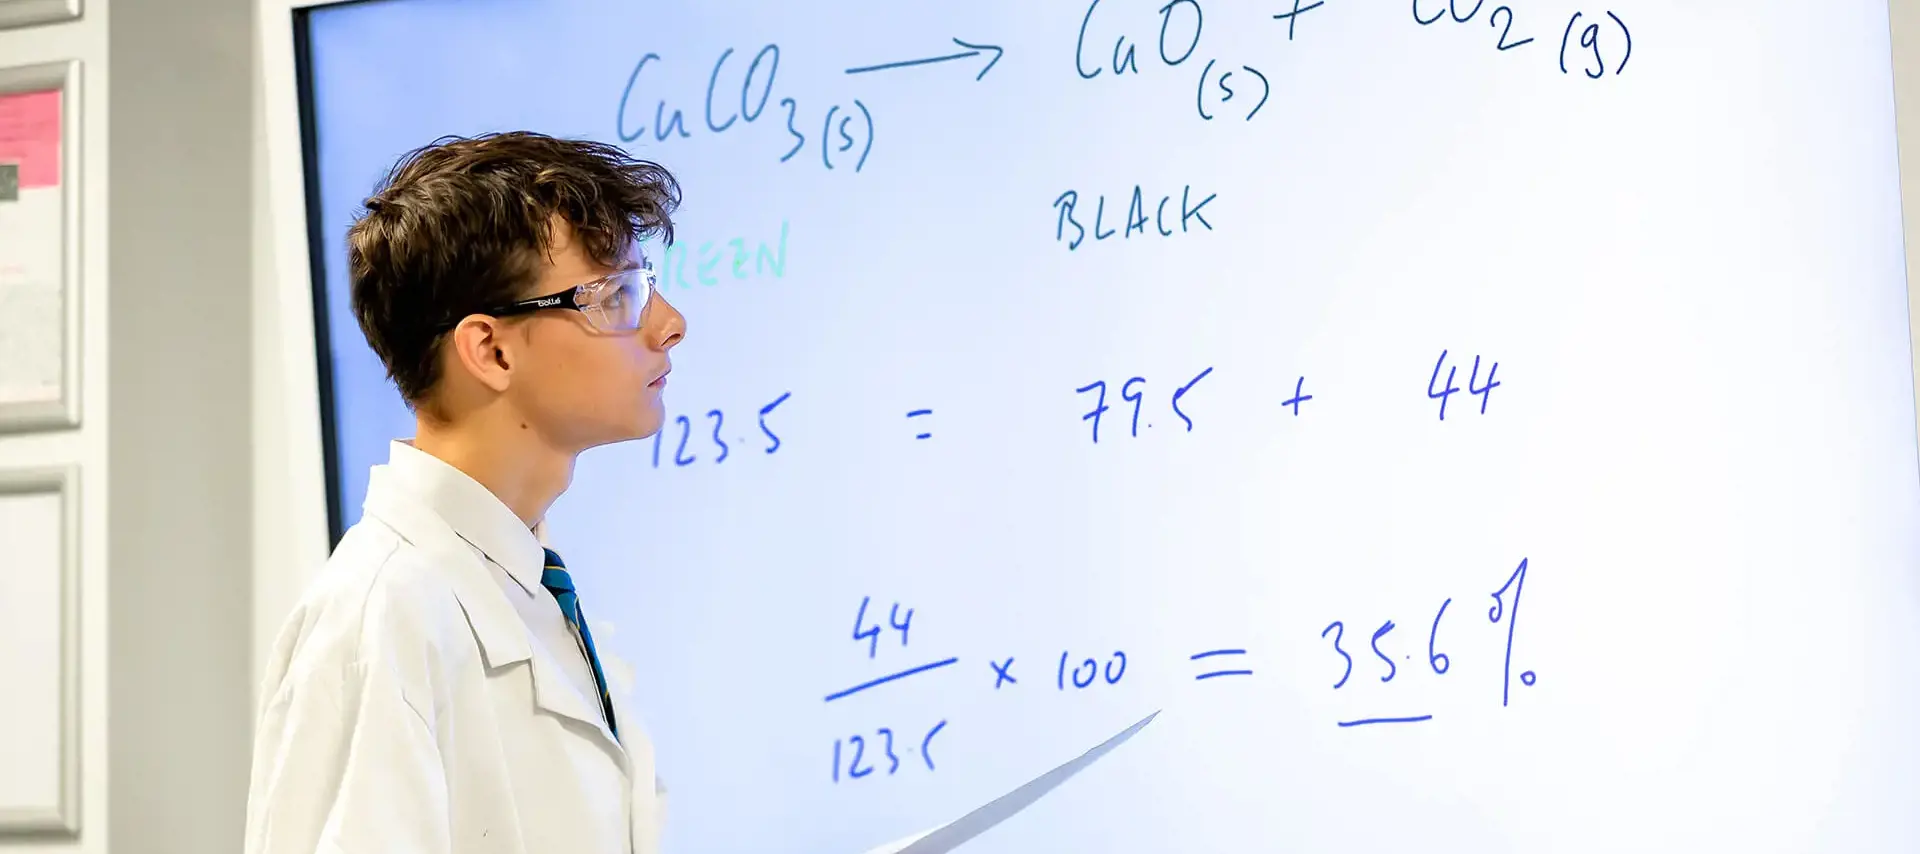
[{"xmin": 244, "ymin": 131, "xmax": 686, "ymax": 854}]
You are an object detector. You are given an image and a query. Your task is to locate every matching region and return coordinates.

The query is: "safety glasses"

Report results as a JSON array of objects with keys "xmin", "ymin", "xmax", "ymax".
[{"xmin": 446, "ymin": 263, "xmax": 660, "ymax": 335}]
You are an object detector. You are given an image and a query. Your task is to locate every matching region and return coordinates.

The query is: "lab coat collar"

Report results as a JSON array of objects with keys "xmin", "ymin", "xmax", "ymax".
[
  {"xmin": 360, "ymin": 441, "xmax": 632, "ymax": 763},
  {"xmin": 382, "ymin": 440, "xmax": 547, "ymax": 598},
  {"xmin": 361, "ymin": 460, "xmax": 531, "ymax": 673}
]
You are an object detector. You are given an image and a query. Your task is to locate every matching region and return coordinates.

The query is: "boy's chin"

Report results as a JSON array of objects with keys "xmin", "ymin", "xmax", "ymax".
[
  {"xmin": 628, "ymin": 409, "xmax": 667, "ymax": 443},
  {"xmin": 575, "ymin": 411, "xmax": 664, "ymax": 451}
]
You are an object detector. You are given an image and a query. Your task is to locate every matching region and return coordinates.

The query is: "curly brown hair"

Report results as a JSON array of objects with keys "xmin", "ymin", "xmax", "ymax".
[{"xmin": 346, "ymin": 131, "xmax": 680, "ymax": 407}]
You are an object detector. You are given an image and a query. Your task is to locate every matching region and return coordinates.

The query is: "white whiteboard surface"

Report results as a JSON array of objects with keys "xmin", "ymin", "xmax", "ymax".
[{"xmin": 296, "ymin": 0, "xmax": 1920, "ymax": 851}]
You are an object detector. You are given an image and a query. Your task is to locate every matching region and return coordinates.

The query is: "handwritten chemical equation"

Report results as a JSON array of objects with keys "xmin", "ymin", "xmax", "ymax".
[
  {"xmin": 645, "ymin": 352, "xmax": 1500, "ymax": 469},
  {"xmin": 819, "ymin": 557, "xmax": 1539, "ymax": 783},
  {"xmin": 615, "ymin": 46, "xmax": 878, "ymax": 172},
  {"xmin": 1076, "ymin": 0, "xmax": 1637, "ymax": 124},
  {"xmin": 608, "ymin": 3, "xmax": 1637, "ymax": 173},
  {"xmin": 610, "ymin": 37, "xmax": 1000, "ymax": 173},
  {"xmin": 1415, "ymin": 1, "xmax": 1633, "ymax": 79}
]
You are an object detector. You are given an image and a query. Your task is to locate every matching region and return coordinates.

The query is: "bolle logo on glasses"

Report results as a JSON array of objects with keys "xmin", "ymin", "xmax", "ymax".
[{"xmin": 532, "ymin": 295, "xmax": 566, "ymax": 308}]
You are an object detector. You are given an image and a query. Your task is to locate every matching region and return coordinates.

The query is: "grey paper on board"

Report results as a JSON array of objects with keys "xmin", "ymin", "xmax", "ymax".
[{"xmin": 859, "ymin": 709, "xmax": 1160, "ymax": 854}]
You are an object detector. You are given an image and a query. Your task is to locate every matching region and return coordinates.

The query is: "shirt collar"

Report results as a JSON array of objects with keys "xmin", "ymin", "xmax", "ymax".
[{"xmin": 374, "ymin": 439, "xmax": 546, "ymax": 597}]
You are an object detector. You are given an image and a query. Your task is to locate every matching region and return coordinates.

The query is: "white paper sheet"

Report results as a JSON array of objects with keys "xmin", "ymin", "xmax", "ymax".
[
  {"xmin": 857, "ymin": 710, "xmax": 1159, "ymax": 854},
  {"xmin": 0, "ymin": 87, "xmax": 66, "ymax": 409},
  {"xmin": 0, "ymin": 487, "xmax": 67, "ymax": 815}
]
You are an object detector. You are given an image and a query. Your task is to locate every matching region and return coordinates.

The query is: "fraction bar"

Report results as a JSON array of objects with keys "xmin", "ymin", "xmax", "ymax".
[
  {"xmin": 823, "ymin": 656, "xmax": 961, "ymax": 703},
  {"xmin": 1336, "ymin": 714, "xmax": 1434, "ymax": 728}
]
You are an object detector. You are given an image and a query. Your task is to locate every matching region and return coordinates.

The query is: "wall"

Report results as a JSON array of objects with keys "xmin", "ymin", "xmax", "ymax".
[
  {"xmin": 0, "ymin": 0, "xmax": 258, "ymax": 851},
  {"xmin": 103, "ymin": 0, "xmax": 256, "ymax": 850},
  {"xmin": 0, "ymin": 3, "xmax": 107, "ymax": 851}
]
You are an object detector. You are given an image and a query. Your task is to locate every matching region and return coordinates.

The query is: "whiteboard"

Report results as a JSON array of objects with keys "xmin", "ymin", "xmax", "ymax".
[{"xmin": 298, "ymin": 0, "xmax": 1920, "ymax": 851}]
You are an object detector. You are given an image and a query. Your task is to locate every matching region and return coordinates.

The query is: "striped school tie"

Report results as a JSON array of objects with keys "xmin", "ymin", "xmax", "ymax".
[{"xmin": 541, "ymin": 548, "xmax": 619, "ymax": 740}]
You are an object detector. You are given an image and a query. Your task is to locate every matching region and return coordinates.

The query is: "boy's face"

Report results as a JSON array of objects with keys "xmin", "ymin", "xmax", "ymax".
[{"xmin": 506, "ymin": 220, "xmax": 685, "ymax": 451}]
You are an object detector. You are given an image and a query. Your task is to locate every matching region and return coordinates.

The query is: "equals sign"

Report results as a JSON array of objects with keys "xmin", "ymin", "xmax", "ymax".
[
  {"xmin": 907, "ymin": 409, "xmax": 933, "ymax": 439},
  {"xmin": 1191, "ymin": 649, "xmax": 1253, "ymax": 680}
]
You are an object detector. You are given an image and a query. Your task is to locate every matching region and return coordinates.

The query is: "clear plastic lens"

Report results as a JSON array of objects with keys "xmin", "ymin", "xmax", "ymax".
[{"xmin": 583, "ymin": 266, "xmax": 655, "ymax": 332}]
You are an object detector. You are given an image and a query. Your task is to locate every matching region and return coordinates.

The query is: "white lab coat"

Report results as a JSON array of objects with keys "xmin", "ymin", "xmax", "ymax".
[{"xmin": 244, "ymin": 442, "xmax": 664, "ymax": 854}]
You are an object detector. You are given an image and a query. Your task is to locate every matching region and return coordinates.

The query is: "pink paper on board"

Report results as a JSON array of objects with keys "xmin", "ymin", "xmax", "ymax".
[{"xmin": 0, "ymin": 89, "xmax": 61, "ymax": 189}]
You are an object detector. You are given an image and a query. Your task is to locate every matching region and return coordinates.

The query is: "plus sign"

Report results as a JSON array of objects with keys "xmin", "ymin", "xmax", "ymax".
[{"xmin": 1283, "ymin": 376, "xmax": 1313, "ymax": 416}]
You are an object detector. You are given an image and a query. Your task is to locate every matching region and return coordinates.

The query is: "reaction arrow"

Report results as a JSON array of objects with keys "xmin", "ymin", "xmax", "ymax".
[{"xmin": 845, "ymin": 38, "xmax": 1004, "ymax": 81}]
